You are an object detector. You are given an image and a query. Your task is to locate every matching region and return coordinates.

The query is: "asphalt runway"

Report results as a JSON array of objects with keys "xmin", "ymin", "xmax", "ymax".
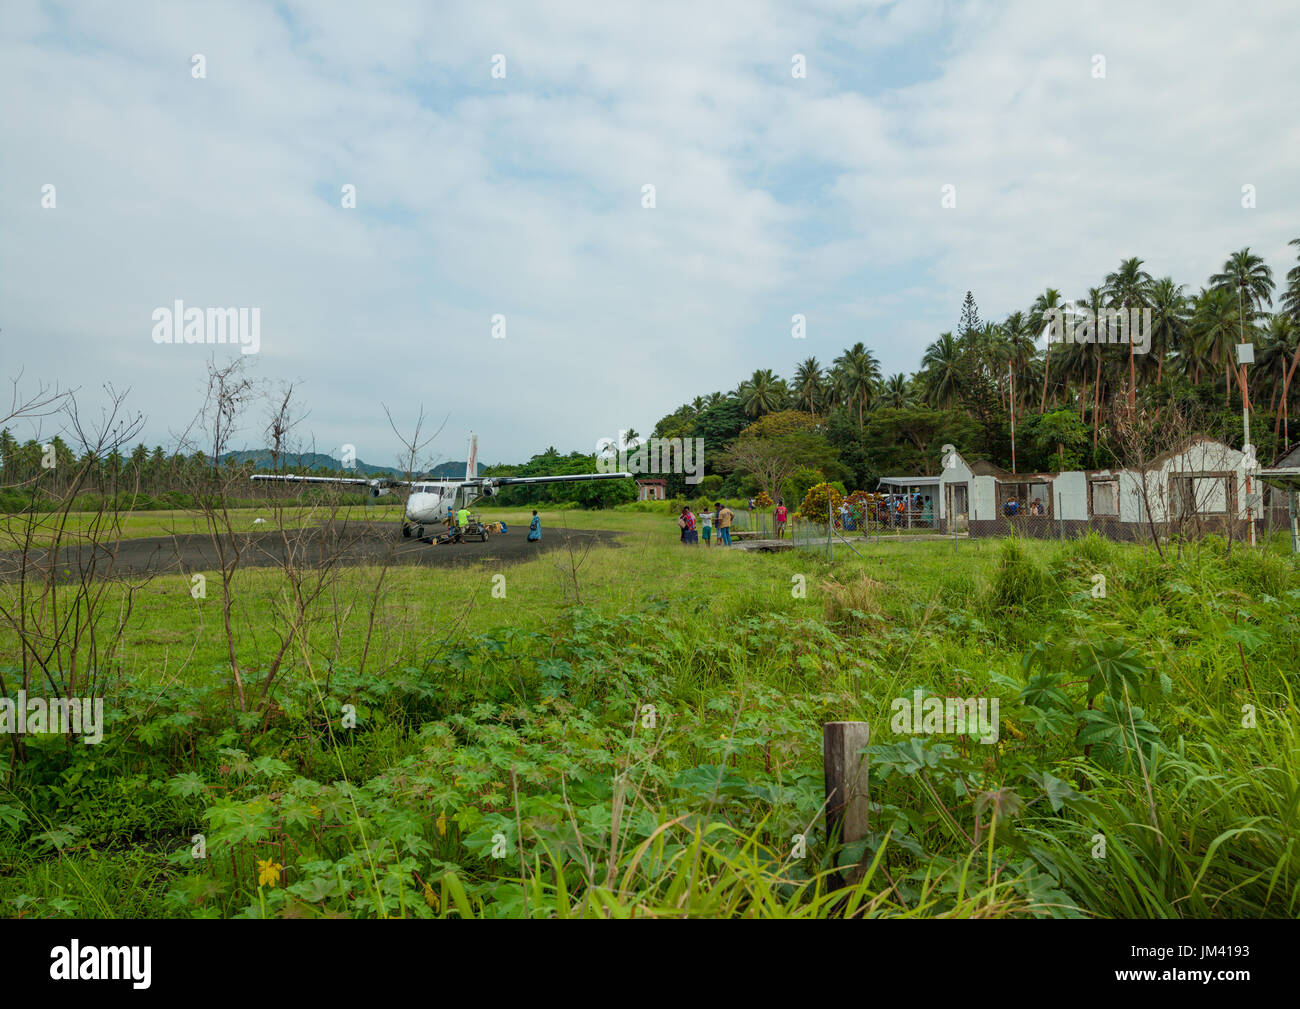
[{"xmin": 0, "ymin": 521, "xmax": 621, "ymax": 583}]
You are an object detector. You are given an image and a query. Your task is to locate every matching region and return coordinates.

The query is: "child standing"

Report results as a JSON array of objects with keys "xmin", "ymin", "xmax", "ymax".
[{"xmin": 700, "ymin": 507, "xmax": 713, "ymax": 546}]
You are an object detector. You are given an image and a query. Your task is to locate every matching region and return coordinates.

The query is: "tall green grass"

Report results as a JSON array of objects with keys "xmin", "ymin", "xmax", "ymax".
[{"xmin": 2, "ymin": 511, "xmax": 1297, "ymax": 917}]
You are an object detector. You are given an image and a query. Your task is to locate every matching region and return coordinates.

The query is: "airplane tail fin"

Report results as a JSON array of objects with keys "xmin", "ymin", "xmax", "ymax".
[{"xmin": 466, "ymin": 432, "xmax": 478, "ymax": 480}]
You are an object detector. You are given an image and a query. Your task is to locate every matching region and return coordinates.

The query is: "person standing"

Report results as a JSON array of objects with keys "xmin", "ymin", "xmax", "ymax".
[
  {"xmin": 700, "ymin": 506, "xmax": 713, "ymax": 547},
  {"xmin": 527, "ymin": 509, "xmax": 541, "ymax": 541},
  {"xmin": 716, "ymin": 501, "xmax": 734, "ymax": 546},
  {"xmin": 774, "ymin": 499, "xmax": 788, "ymax": 539}
]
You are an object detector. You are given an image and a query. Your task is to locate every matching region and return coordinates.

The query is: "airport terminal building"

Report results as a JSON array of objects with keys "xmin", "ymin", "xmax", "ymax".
[{"xmin": 884, "ymin": 435, "xmax": 1280, "ymax": 542}]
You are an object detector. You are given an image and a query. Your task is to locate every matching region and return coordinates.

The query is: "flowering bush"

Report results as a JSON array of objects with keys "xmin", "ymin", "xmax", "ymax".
[{"xmin": 797, "ymin": 482, "xmax": 842, "ymax": 522}]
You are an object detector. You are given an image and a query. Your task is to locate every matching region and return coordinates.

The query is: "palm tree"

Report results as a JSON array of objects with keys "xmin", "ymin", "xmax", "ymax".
[
  {"xmin": 880, "ymin": 373, "xmax": 914, "ymax": 409},
  {"xmin": 1031, "ymin": 288, "xmax": 1064, "ymax": 412},
  {"xmin": 1189, "ymin": 286, "xmax": 1241, "ymax": 402},
  {"xmin": 1103, "ymin": 257, "xmax": 1154, "ymax": 409},
  {"xmin": 1052, "ymin": 299, "xmax": 1088, "ymax": 419},
  {"xmin": 792, "ymin": 357, "xmax": 827, "ymax": 415},
  {"xmin": 970, "ymin": 321, "xmax": 1010, "ymax": 408},
  {"xmin": 149, "ymin": 445, "xmax": 166, "ymax": 493},
  {"xmin": 1001, "ymin": 311, "xmax": 1038, "ymax": 415},
  {"xmin": 1103, "ymin": 257, "xmax": 1155, "ymax": 308},
  {"xmin": 1147, "ymin": 277, "xmax": 1188, "ymax": 386},
  {"xmin": 1260, "ymin": 313, "xmax": 1300, "ymax": 449},
  {"xmin": 1080, "ymin": 287, "xmax": 1111, "ymax": 449},
  {"xmin": 1283, "ymin": 238, "xmax": 1300, "ymax": 322},
  {"xmin": 832, "ymin": 343, "xmax": 881, "ymax": 428},
  {"xmin": 919, "ymin": 332, "xmax": 962, "ymax": 409},
  {"xmin": 737, "ymin": 369, "xmax": 787, "ymax": 418},
  {"xmin": 1211, "ymin": 248, "xmax": 1276, "ymax": 402},
  {"xmin": 1179, "ymin": 289, "xmax": 1213, "ymax": 385},
  {"xmin": 1211, "ymin": 248, "xmax": 1276, "ymax": 322}
]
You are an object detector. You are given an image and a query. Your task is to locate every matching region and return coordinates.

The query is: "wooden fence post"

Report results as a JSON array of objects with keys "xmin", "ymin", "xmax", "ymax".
[{"xmin": 823, "ymin": 721, "xmax": 870, "ymax": 885}]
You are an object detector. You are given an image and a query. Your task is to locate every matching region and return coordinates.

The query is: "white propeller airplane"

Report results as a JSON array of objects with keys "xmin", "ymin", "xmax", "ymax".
[{"xmin": 250, "ymin": 433, "xmax": 632, "ymax": 539}]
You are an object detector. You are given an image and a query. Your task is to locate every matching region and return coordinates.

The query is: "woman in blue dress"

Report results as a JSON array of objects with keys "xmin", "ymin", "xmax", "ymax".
[{"xmin": 527, "ymin": 509, "xmax": 541, "ymax": 541}]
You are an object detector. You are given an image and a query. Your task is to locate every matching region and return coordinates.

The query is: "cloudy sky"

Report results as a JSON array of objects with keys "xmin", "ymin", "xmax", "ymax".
[{"xmin": 3, "ymin": 0, "xmax": 1298, "ymax": 469}]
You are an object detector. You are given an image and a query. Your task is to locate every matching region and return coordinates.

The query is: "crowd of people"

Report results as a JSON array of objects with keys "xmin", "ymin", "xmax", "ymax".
[
  {"xmin": 1001, "ymin": 496, "xmax": 1046, "ymax": 517},
  {"xmin": 678, "ymin": 492, "xmax": 944, "ymax": 546},
  {"xmin": 861, "ymin": 493, "xmax": 934, "ymax": 529},
  {"xmin": 678, "ymin": 502, "xmax": 734, "ymax": 546}
]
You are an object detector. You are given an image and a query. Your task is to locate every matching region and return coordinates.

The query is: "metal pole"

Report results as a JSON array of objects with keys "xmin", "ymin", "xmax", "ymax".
[
  {"xmin": 828, "ymin": 493, "xmax": 833, "ymax": 560},
  {"xmin": 952, "ymin": 485, "xmax": 958, "ymax": 553},
  {"xmin": 1010, "ymin": 363, "xmax": 1016, "ymax": 475},
  {"xmin": 1236, "ymin": 338, "xmax": 1256, "ymax": 548},
  {"xmin": 1291, "ymin": 488, "xmax": 1299, "ymax": 556},
  {"xmin": 1237, "ymin": 293, "xmax": 1257, "ymax": 548}
]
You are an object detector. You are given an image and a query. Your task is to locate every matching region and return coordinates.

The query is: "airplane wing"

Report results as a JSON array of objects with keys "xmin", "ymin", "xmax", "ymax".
[
  {"xmin": 250, "ymin": 474, "xmax": 413, "ymax": 492},
  {"xmin": 463, "ymin": 471, "xmax": 633, "ymax": 487}
]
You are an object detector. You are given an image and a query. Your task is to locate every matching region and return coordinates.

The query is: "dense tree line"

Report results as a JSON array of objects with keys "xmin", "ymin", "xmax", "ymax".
[
  {"xmin": 0, "ymin": 433, "xmax": 639, "ymax": 511},
  {"xmin": 481, "ymin": 448, "xmax": 635, "ymax": 508},
  {"xmin": 0, "ymin": 436, "xmax": 383, "ymax": 510},
  {"xmin": 649, "ymin": 242, "xmax": 1300, "ymax": 496}
]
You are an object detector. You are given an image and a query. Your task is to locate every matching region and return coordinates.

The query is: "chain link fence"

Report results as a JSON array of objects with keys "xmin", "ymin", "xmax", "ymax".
[{"xmin": 737, "ymin": 498, "xmax": 1278, "ymax": 551}]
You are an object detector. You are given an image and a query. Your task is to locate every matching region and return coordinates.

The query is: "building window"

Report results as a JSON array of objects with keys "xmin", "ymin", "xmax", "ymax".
[
  {"xmin": 1170, "ymin": 474, "xmax": 1232, "ymax": 518},
  {"xmin": 1089, "ymin": 479, "xmax": 1119, "ymax": 517},
  {"xmin": 998, "ymin": 481, "xmax": 1051, "ymax": 517}
]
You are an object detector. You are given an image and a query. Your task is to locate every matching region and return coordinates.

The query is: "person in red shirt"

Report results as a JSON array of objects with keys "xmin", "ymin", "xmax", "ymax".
[
  {"xmin": 775, "ymin": 499, "xmax": 788, "ymax": 539},
  {"xmin": 678, "ymin": 506, "xmax": 698, "ymax": 545}
]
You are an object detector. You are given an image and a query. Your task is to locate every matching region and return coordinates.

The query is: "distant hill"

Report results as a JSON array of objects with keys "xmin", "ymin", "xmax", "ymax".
[{"xmin": 221, "ymin": 450, "xmax": 468, "ymax": 479}]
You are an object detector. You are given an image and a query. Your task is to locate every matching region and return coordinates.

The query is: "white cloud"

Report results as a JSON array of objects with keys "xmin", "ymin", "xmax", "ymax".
[{"xmin": 1, "ymin": 0, "xmax": 1297, "ymax": 464}]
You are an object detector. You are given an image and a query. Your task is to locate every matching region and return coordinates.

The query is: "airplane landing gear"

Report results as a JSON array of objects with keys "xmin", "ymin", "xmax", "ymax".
[{"xmin": 402, "ymin": 524, "xmax": 411, "ymax": 538}]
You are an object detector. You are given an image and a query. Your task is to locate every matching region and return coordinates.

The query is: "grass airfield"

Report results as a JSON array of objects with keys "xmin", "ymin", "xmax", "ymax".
[{"xmin": 1, "ymin": 505, "xmax": 1297, "ymax": 918}]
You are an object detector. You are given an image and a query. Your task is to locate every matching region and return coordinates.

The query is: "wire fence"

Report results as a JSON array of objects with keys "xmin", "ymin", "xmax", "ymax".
[
  {"xmin": 724, "ymin": 503, "xmax": 941, "ymax": 558},
  {"xmin": 726, "ymin": 494, "xmax": 1292, "ymax": 552},
  {"xmin": 734, "ymin": 503, "xmax": 940, "ymax": 541}
]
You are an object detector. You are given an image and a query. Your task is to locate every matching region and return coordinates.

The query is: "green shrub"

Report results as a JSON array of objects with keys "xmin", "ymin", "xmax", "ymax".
[
  {"xmin": 797, "ymin": 482, "xmax": 842, "ymax": 523},
  {"xmin": 1227, "ymin": 545, "xmax": 1295, "ymax": 597},
  {"xmin": 698, "ymin": 475, "xmax": 723, "ymax": 496},
  {"xmin": 988, "ymin": 536, "xmax": 1050, "ymax": 613}
]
